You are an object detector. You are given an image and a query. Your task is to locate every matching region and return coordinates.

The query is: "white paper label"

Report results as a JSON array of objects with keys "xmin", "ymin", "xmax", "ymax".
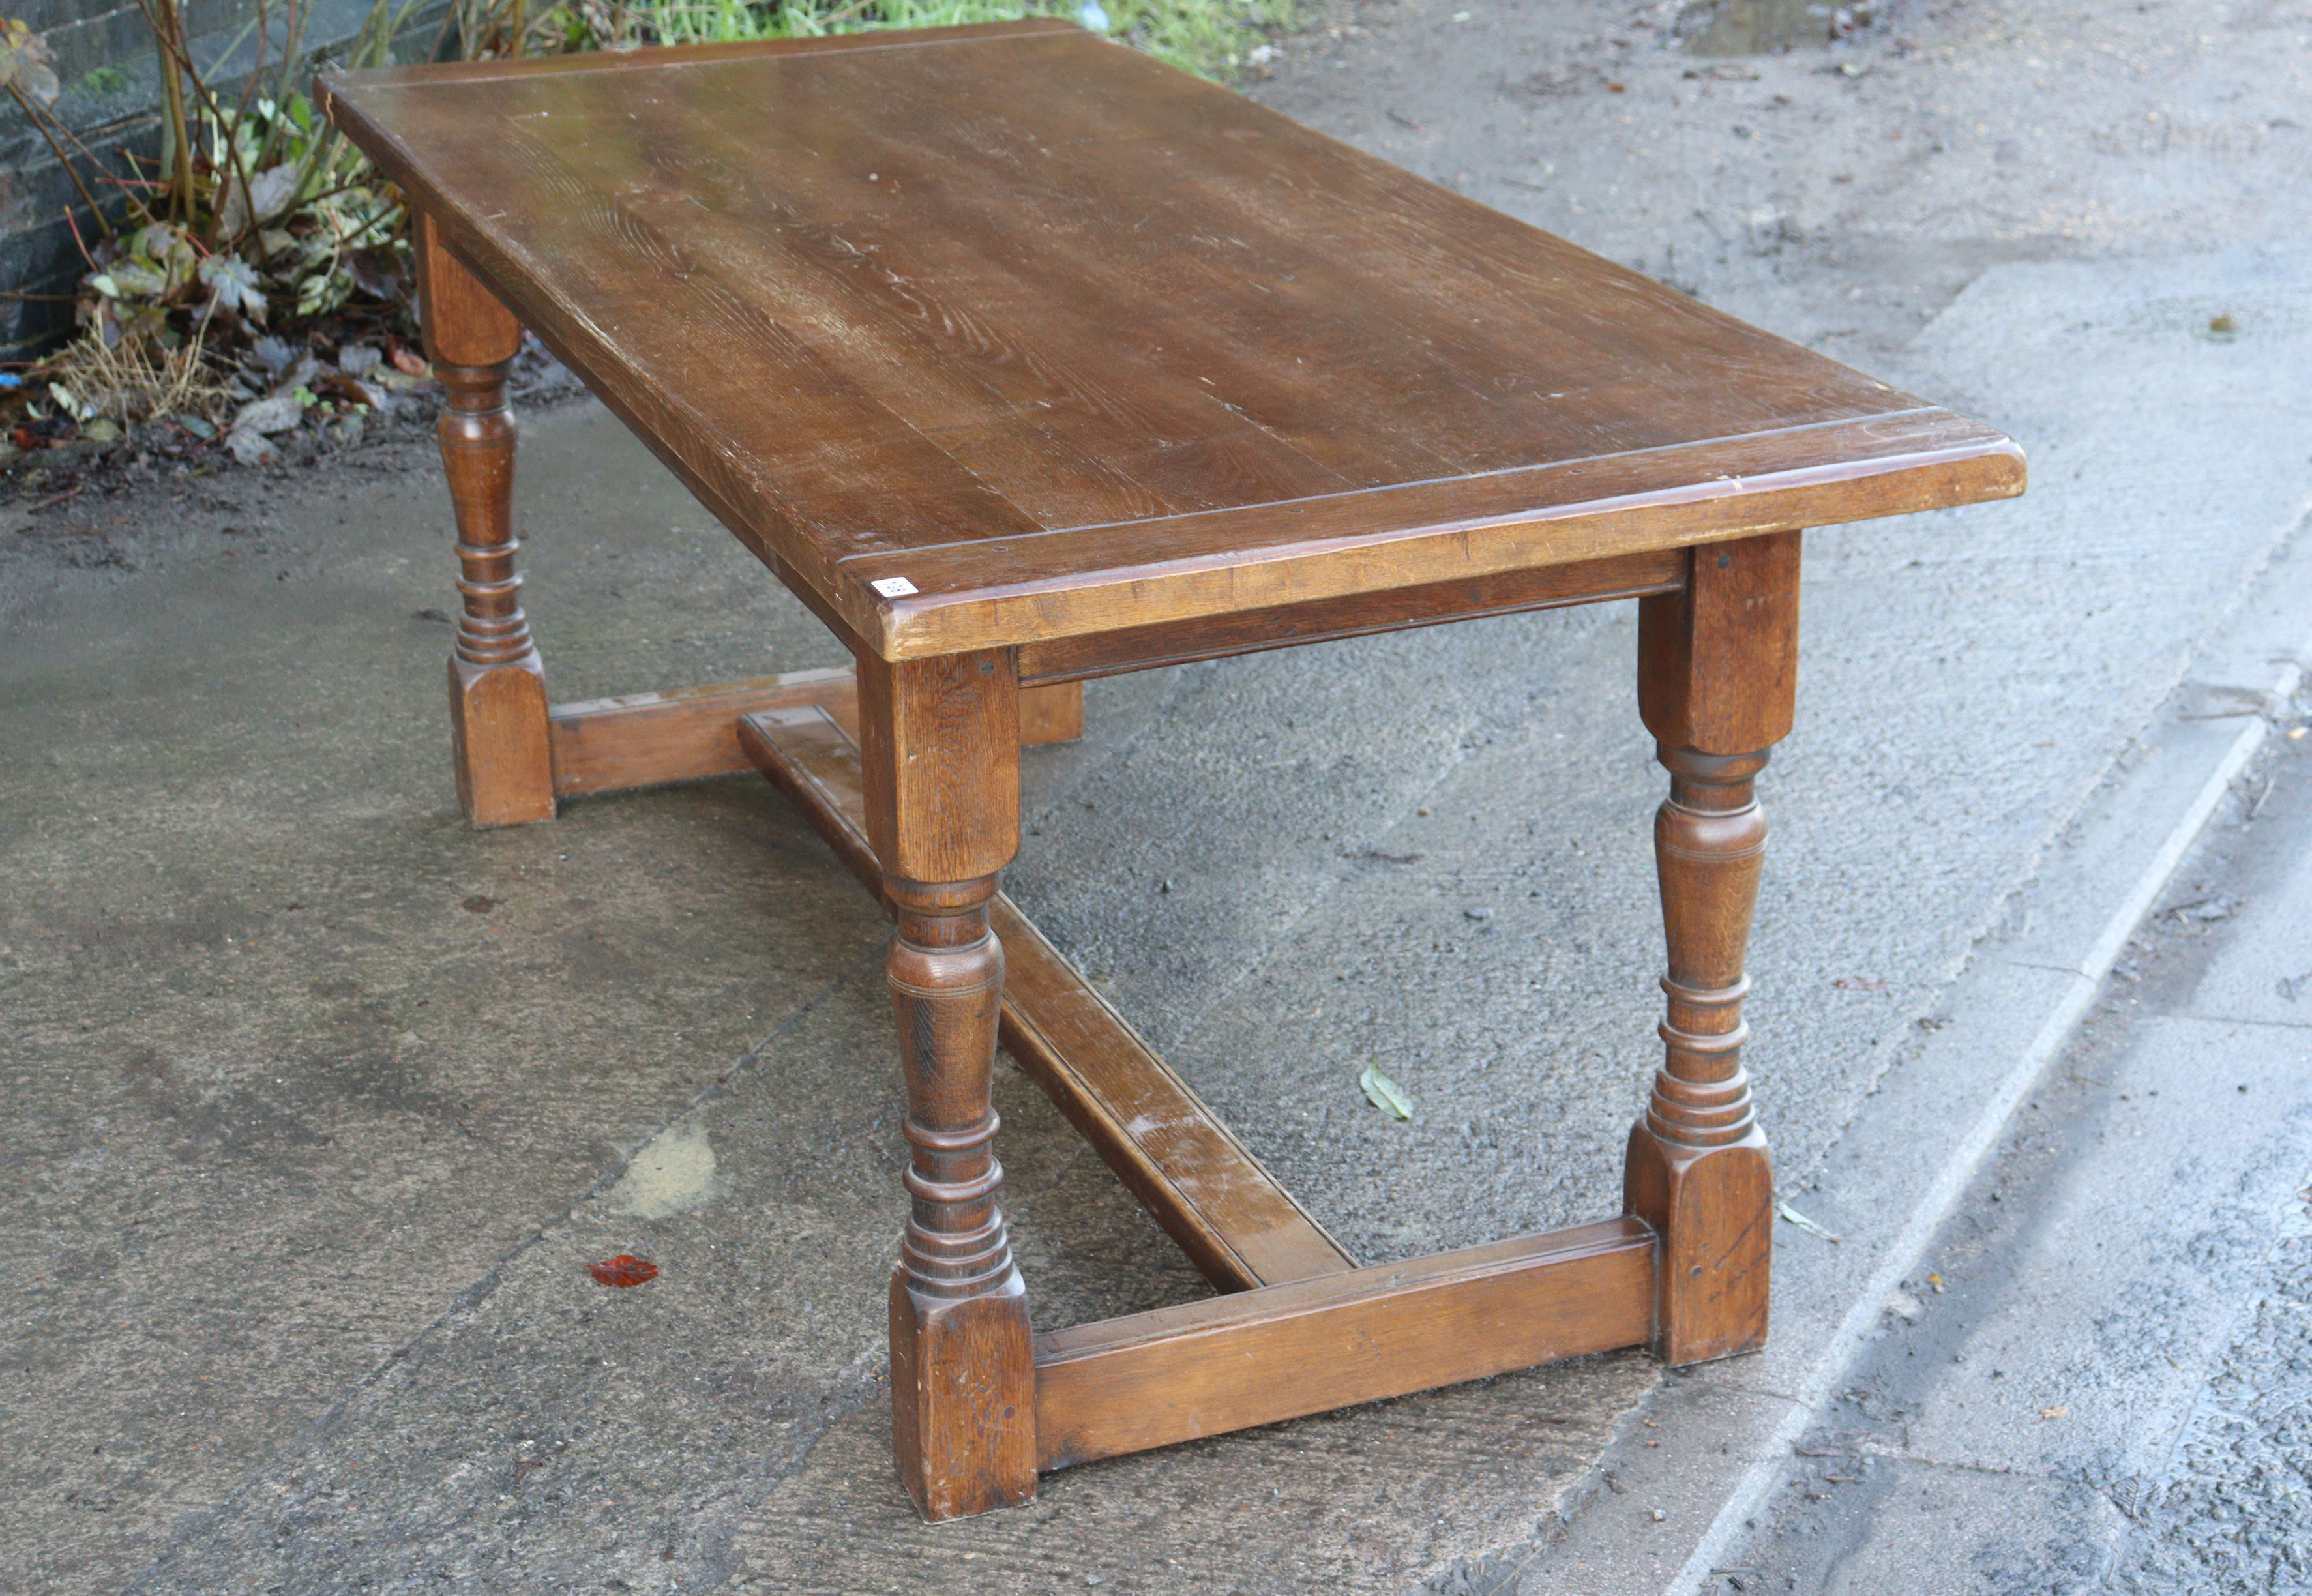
[{"xmin": 870, "ymin": 577, "xmax": 919, "ymax": 598}]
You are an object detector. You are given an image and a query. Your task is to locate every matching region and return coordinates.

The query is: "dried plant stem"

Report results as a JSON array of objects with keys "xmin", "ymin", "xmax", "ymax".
[
  {"xmin": 49, "ymin": 326, "xmax": 231, "ymax": 423},
  {"xmin": 148, "ymin": 0, "xmax": 198, "ymax": 221}
]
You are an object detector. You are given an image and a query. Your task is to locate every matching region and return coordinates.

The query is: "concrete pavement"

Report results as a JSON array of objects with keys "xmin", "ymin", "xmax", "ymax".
[
  {"xmin": 4, "ymin": 0, "xmax": 2310, "ymax": 1590},
  {"xmin": 1722, "ymin": 733, "xmax": 2312, "ymax": 1594}
]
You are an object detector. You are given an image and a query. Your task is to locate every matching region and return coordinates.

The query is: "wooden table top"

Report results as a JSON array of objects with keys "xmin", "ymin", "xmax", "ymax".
[{"xmin": 320, "ymin": 20, "xmax": 2022, "ymax": 661}]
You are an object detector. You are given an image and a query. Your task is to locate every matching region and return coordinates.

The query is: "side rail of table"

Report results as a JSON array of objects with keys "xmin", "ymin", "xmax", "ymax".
[{"xmin": 733, "ymin": 696, "xmax": 1661, "ymax": 1473}]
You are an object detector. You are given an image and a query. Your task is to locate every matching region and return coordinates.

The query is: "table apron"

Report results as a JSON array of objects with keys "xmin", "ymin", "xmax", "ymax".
[{"xmin": 1015, "ymin": 547, "xmax": 1686, "ymax": 685}]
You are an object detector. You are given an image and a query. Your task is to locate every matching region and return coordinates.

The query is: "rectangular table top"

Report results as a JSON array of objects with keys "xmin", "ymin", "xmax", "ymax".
[{"xmin": 320, "ymin": 21, "xmax": 2022, "ymax": 661}]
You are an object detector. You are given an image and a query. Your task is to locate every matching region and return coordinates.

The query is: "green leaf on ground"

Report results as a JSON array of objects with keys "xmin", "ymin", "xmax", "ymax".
[
  {"xmin": 1359, "ymin": 1064, "xmax": 1414, "ymax": 1121},
  {"xmin": 1776, "ymin": 1200, "xmax": 1843, "ymax": 1243}
]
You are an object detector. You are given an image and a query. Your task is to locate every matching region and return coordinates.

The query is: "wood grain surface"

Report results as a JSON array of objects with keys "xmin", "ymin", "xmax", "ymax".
[
  {"xmin": 737, "ymin": 703, "xmax": 1357, "ymax": 1293},
  {"xmin": 1016, "ymin": 546, "xmax": 1685, "ymax": 683},
  {"xmin": 855, "ymin": 649, "xmax": 1020, "ymax": 885},
  {"xmin": 546, "ymin": 668, "xmax": 1074, "ymax": 799},
  {"xmin": 1623, "ymin": 531, "xmax": 1794, "ymax": 1363},
  {"xmin": 548, "ymin": 668, "xmax": 855, "ymax": 796},
  {"xmin": 1016, "ymin": 681, "xmax": 1084, "ymax": 745},
  {"xmin": 1032, "ymin": 1218, "xmax": 1657, "ymax": 1470},
  {"xmin": 420, "ymin": 214, "xmax": 556, "ymax": 827},
  {"xmin": 319, "ymin": 25, "xmax": 2023, "ymax": 662}
]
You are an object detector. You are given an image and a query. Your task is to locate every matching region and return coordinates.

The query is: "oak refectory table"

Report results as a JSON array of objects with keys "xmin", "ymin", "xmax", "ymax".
[{"xmin": 319, "ymin": 21, "xmax": 2023, "ymax": 1522}]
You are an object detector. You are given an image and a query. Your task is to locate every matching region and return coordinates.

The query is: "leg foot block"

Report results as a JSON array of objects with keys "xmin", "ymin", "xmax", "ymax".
[
  {"xmin": 450, "ymin": 655, "xmax": 554, "ymax": 827},
  {"xmin": 890, "ymin": 1271, "xmax": 1038, "ymax": 1520},
  {"xmin": 1623, "ymin": 1124, "xmax": 1772, "ymax": 1365}
]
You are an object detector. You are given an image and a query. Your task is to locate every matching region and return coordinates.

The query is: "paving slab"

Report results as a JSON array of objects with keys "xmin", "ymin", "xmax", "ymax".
[{"xmin": 1711, "ymin": 722, "xmax": 2312, "ymax": 1596}]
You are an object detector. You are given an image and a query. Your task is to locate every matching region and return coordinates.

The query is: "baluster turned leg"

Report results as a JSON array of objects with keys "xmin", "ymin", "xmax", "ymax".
[
  {"xmin": 857, "ymin": 647, "xmax": 1036, "ymax": 1520},
  {"xmin": 417, "ymin": 212, "xmax": 554, "ymax": 827},
  {"xmin": 1625, "ymin": 529, "xmax": 1801, "ymax": 1364}
]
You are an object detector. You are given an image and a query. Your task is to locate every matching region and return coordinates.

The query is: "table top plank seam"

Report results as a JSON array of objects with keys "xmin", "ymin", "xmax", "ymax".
[
  {"xmin": 596, "ymin": 55, "xmax": 1471, "ymax": 492},
  {"xmin": 763, "ymin": 60, "xmax": 1487, "ymax": 484},
  {"xmin": 602, "ymin": 98, "xmax": 1368, "ymax": 518},
  {"xmin": 336, "ymin": 70, "xmax": 1376, "ymax": 552},
  {"xmin": 782, "ymin": 42, "xmax": 1896, "ymax": 478},
  {"xmin": 793, "ymin": 35, "xmax": 1918, "ymax": 460}
]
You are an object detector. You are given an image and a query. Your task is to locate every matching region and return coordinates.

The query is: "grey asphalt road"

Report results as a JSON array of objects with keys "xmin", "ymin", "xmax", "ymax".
[{"xmin": 3, "ymin": 0, "xmax": 2308, "ymax": 1591}]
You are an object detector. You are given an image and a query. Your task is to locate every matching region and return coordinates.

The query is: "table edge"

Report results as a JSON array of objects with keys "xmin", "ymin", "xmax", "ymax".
[{"xmin": 853, "ymin": 426, "xmax": 2027, "ymax": 658}]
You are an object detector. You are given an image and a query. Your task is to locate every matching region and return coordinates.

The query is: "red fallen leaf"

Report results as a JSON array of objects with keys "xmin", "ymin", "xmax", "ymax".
[
  {"xmin": 388, "ymin": 338, "xmax": 429, "ymax": 376},
  {"xmin": 589, "ymin": 1255, "xmax": 658, "ymax": 1288},
  {"xmin": 1834, "ymin": 975, "xmax": 1891, "ymax": 992}
]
